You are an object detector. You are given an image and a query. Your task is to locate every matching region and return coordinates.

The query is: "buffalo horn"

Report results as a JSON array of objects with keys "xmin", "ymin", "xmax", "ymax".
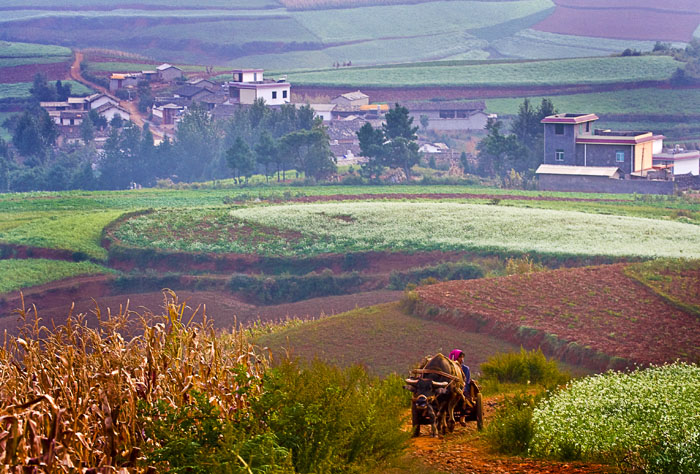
[
  {"xmin": 405, "ymin": 378, "xmax": 419, "ymax": 385},
  {"xmin": 432, "ymin": 381, "xmax": 449, "ymax": 388}
]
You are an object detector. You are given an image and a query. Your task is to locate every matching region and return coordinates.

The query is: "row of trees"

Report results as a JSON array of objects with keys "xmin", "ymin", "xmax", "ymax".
[{"xmin": 1, "ymin": 98, "xmax": 337, "ymax": 192}]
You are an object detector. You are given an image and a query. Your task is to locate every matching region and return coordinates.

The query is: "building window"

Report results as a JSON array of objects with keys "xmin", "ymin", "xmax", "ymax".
[
  {"xmin": 586, "ymin": 122, "xmax": 590, "ymax": 133},
  {"xmin": 283, "ymin": 90, "xmax": 287, "ymax": 99},
  {"xmin": 272, "ymin": 91, "xmax": 277, "ymax": 99},
  {"xmin": 616, "ymin": 151, "xmax": 625, "ymax": 162},
  {"xmin": 555, "ymin": 124, "xmax": 564, "ymax": 135},
  {"xmin": 555, "ymin": 150, "xmax": 565, "ymax": 161},
  {"xmin": 579, "ymin": 124, "xmax": 583, "ymax": 135}
]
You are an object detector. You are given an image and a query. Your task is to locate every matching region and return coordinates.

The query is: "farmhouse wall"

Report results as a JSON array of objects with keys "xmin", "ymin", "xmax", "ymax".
[
  {"xmin": 414, "ymin": 114, "xmax": 488, "ymax": 131},
  {"xmin": 537, "ymin": 175, "xmax": 675, "ymax": 195},
  {"xmin": 576, "ymin": 143, "xmax": 635, "ymax": 173},
  {"xmin": 159, "ymin": 68, "xmax": 182, "ymax": 82},
  {"xmin": 675, "ymin": 174, "xmax": 700, "ymax": 189},
  {"xmin": 543, "ymin": 123, "xmax": 577, "ymax": 165}
]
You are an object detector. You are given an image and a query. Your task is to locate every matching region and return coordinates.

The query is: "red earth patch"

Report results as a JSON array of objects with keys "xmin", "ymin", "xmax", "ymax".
[
  {"xmin": 534, "ymin": 0, "xmax": 700, "ymax": 42},
  {"xmin": 415, "ymin": 264, "xmax": 700, "ymax": 366}
]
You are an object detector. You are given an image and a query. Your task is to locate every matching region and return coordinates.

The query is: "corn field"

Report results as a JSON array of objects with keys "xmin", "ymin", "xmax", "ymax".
[{"xmin": 0, "ymin": 291, "xmax": 268, "ymax": 472}]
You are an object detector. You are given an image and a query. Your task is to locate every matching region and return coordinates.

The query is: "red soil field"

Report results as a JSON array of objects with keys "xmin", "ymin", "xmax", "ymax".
[
  {"xmin": 534, "ymin": 0, "xmax": 700, "ymax": 42},
  {"xmin": 0, "ymin": 61, "xmax": 70, "ymax": 83},
  {"xmin": 415, "ymin": 264, "xmax": 700, "ymax": 365}
]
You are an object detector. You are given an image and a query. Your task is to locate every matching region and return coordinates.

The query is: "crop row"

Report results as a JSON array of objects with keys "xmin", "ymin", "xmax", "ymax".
[{"xmin": 0, "ymin": 259, "xmax": 110, "ymax": 294}]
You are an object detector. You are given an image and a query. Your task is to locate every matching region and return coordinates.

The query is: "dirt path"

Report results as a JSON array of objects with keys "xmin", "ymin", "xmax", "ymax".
[
  {"xmin": 409, "ymin": 397, "xmax": 613, "ymax": 474},
  {"xmin": 69, "ymin": 51, "xmax": 164, "ymax": 141}
]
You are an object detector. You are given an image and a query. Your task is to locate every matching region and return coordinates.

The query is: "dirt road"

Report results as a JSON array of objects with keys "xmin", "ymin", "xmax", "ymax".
[
  {"xmin": 69, "ymin": 51, "xmax": 164, "ymax": 141},
  {"xmin": 409, "ymin": 399, "xmax": 613, "ymax": 474}
]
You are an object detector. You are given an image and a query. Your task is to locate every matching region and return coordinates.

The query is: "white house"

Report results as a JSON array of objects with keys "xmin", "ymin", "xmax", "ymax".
[
  {"xmin": 227, "ymin": 68, "xmax": 290, "ymax": 106},
  {"xmin": 653, "ymin": 147, "xmax": 700, "ymax": 175},
  {"xmin": 95, "ymin": 103, "xmax": 131, "ymax": 123}
]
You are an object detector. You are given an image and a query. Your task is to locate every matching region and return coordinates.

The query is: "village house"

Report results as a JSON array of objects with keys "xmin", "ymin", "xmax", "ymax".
[
  {"xmin": 187, "ymin": 78, "xmax": 216, "ymax": 91},
  {"xmin": 41, "ymin": 93, "xmax": 130, "ymax": 126},
  {"xmin": 152, "ymin": 103, "xmax": 184, "ymax": 126},
  {"xmin": 173, "ymin": 85, "xmax": 215, "ymax": 103},
  {"xmin": 406, "ymin": 101, "xmax": 490, "ymax": 131},
  {"xmin": 534, "ymin": 112, "xmax": 700, "ymax": 194},
  {"xmin": 540, "ymin": 113, "xmax": 663, "ymax": 174},
  {"xmin": 331, "ymin": 91, "xmax": 369, "ymax": 108},
  {"xmin": 109, "ymin": 73, "xmax": 140, "ymax": 92},
  {"xmin": 227, "ymin": 69, "xmax": 290, "ymax": 106},
  {"xmin": 653, "ymin": 146, "xmax": 700, "ymax": 176},
  {"xmin": 157, "ymin": 64, "xmax": 183, "ymax": 82}
]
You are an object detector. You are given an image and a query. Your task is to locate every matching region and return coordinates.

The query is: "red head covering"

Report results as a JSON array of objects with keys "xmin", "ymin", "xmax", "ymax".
[{"xmin": 449, "ymin": 349, "xmax": 463, "ymax": 361}]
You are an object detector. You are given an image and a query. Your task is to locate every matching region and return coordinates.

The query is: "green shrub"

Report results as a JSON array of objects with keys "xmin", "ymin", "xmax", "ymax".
[
  {"xmin": 253, "ymin": 360, "xmax": 410, "ymax": 473},
  {"xmin": 228, "ymin": 269, "xmax": 364, "ymax": 304},
  {"xmin": 485, "ymin": 391, "xmax": 542, "ymax": 455},
  {"xmin": 139, "ymin": 391, "xmax": 294, "ymax": 473},
  {"xmin": 480, "ymin": 348, "xmax": 569, "ymax": 388},
  {"xmin": 388, "ymin": 260, "xmax": 483, "ymax": 290}
]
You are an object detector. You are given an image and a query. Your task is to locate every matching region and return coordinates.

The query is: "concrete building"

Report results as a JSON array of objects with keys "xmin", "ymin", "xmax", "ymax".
[
  {"xmin": 541, "ymin": 113, "xmax": 663, "ymax": 175},
  {"xmin": 227, "ymin": 69, "xmax": 290, "ymax": 106},
  {"xmin": 109, "ymin": 73, "xmax": 140, "ymax": 91}
]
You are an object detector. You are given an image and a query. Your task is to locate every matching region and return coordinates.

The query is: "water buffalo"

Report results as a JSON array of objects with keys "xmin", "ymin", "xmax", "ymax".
[{"xmin": 405, "ymin": 353, "xmax": 466, "ymax": 437}]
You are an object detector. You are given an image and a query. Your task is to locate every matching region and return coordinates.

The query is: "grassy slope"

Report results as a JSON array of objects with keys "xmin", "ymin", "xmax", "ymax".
[
  {"xmin": 0, "ymin": 259, "xmax": 111, "ymax": 294},
  {"xmin": 255, "ymin": 302, "xmax": 520, "ymax": 377}
]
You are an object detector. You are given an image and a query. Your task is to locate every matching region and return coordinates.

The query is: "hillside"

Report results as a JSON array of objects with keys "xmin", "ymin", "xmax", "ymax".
[{"xmin": 0, "ymin": 0, "xmax": 696, "ymax": 67}]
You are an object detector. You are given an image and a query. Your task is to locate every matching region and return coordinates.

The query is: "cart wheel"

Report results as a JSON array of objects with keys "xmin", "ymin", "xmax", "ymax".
[{"xmin": 476, "ymin": 392, "xmax": 484, "ymax": 431}]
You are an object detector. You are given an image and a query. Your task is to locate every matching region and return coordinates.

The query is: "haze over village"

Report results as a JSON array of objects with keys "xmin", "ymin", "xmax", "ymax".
[{"xmin": 0, "ymin": 1, "xmax": 699, "ymax": 473}]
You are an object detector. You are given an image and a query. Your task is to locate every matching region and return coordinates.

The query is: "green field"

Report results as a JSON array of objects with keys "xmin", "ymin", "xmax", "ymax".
[
  {"xmin": 0, "ymin": 80, "xmax": 93, "ymax": 101},
  {"xmin": 486, "ymin": 88, "xmax": 700, "ymax": 116},
  {"xmin": 0, "ymin": 40, "xmax": 71, "ymax": 57},
  {"xmin": 284, "ymin": 56, "xmax": 681, "ymax": 87},
  {"xmin": 112, "ymin": 201, "xmax": 700, "ymax": 259},
  {"xmin": 0, "ymin": 259, "xmax": 110, "ymax": 294}
]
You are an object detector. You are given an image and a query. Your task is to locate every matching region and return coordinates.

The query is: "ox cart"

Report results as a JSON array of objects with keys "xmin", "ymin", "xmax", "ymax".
[{"xmin": 406, "ymin": 355, "xmax": 484, "ymax": 437}]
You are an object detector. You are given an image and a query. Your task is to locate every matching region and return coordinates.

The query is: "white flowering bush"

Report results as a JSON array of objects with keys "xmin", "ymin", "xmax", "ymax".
[{"xmin": 530, "ymin": 363, "xmax": 700, "ymax": 473}]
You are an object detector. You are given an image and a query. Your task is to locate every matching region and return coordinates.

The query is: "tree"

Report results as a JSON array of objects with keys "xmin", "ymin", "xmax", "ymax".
[
  {"xmin": 280, "ymin": 128, "xmax": 336, "ymax": 181},
  {"xmin": 12, "ymin": 112, "xmax": 42, "ymax": 158},
  {"xmin": 29, "ymin": 74, "xmax": 56, "ymax": 102},
  {"xmin": 476, "ymin": 118, "xmax": 524, "ymax": 176},
  {"xmin": 419, "ymin": 114, "xmax": 429, "ymax": 131},
  {"xmin": 356, "ymin": 103, "xmax": 421, "ymax": 180},
  {"xmin": 357, "ymin": 122, "xmax": 385, "ymax": 180},
  {"xmin": 226, "ymin": 137, "xmax": 256, "ymax": 184},
  {"xmin": 137, "ymin": 81, "xmax": 153, "ymax": 113},
  {"xmin": 254, "ymin": 131, "xmax": 278, "ymax": 183},
  {"xmin": 80, "ymin": 113, "xmax": 95, "ymax": 143},
  {"xmin": 110, "ymin": 114, "xmax": 123, "ymax": 129},
  {"xmin": 173, "ymin": 104, "xmax": 222, "ymax": 182},
  {"xmin": 55, "ymin": 80, "xmax": 71, "ymax": 101},
  {"xmin": 89, "ymin": 109, "xmax": 108, "ymax": 130}
]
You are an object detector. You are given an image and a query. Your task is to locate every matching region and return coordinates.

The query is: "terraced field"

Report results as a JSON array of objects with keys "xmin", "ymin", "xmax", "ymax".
[{"xmin": 2, "ymin": 0, "xmax": 696, "ymax": 67}]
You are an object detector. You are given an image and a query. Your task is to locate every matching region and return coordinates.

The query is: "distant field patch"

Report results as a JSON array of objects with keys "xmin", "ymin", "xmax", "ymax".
[
  {"xmin": 486, "ymin": 88, "xmax": 700, "ymax": 116},
  {"xmin": 0, "ymin": 40, "xmax": 70, "ymax": 57},
  {"xmin": 0, "ymin": 80, "xmax": 92, "ymax": 100},
  {"xmin": 284, "ymin": 56, "xmax": 680, "ymax": 87},
  {"xmin": 534, "ymin": 0, "xmax": 700, "ymax": 42},
  {"xmin": 0, "ymin": 259, "xmax": 109, "ymax": 294},
  {"xmin": 114, "ymin": 202, "xmax": 700, "ymax": 259}
]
